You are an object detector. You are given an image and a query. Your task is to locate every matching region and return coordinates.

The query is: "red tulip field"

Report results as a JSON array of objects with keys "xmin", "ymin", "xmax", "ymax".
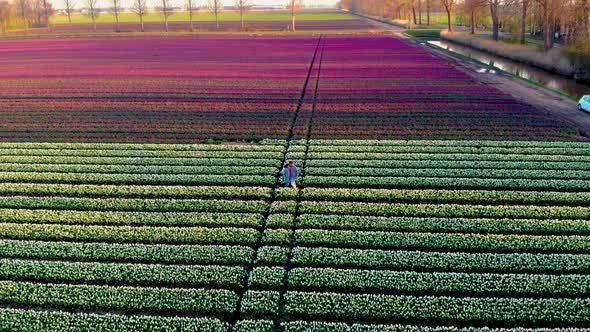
[{"xmin": 0, "ymin": 34, "xmax": 588, "ymax": 331}]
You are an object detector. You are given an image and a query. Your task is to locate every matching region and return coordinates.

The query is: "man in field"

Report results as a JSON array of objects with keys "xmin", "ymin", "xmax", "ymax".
[{"xmin": 282, "ymin": 161, "xmax": 299, "ymax": 189}]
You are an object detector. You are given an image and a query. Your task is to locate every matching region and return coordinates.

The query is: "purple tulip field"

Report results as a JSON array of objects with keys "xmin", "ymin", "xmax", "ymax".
[{"xmin": 0, "ymin": 34, "xmax": 589, "ymax": 331}]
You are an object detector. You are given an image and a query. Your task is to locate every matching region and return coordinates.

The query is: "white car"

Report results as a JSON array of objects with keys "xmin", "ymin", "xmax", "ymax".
[{"xmin": 579, "ymin": 95, "xmax": 590, "ymax": 112}]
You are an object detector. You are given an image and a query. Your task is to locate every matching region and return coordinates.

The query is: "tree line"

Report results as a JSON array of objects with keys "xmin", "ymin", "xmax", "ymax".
[
  {"xmin": 0, "ymin": 0, "xmax": 304, "ymax": 33},
  {"xmin": 339, "ymin": 0, "xmax": 590, "ymax": 52}
]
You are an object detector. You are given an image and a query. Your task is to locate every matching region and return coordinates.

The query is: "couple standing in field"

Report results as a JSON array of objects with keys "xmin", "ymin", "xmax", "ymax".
[{"xmin": 282, "ymin": 161, "xmax": 299, "ymax": 189}]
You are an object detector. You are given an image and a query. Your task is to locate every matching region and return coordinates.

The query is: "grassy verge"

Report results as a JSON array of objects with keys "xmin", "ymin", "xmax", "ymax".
[
  {"xmin": 474, "ymin": 33, "xmax": 543, "ymax": 50},
  {"xmin": 0, "ymin": 30, "xmax": 386, "ymax": 40},
  {"xmin": 404, "ymin": 29, "xmax": 441, "ymax": 40},
  {"xmin": 49, "ymin": 12, "xmax": 356, "ymax": 25}
]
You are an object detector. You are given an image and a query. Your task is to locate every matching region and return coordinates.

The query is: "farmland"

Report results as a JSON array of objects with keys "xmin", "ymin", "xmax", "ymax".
[
  {"xmin": 0, "ymin": 33, "xmax": 589, "ymax": 331},
  {"xmin": 42, "ymin": 11, "xmax": 378, "ymax": 33}
]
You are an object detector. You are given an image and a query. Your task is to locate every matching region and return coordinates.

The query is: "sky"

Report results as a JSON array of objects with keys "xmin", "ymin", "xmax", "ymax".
[{"xmin": 50, "ymin": 0, "xmax": 340, "ymax": 10}]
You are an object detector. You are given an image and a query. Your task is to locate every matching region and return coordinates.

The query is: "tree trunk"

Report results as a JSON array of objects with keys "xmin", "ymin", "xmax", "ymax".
[
  {"xmin": 471, "ymin": 9, "xmax": 475, "ymax": 34},
  {"xmin": 412, "ymin": 6, "xmax": 417, "ymax": 25},
  {"xmin": 292, "ymin": 12, "xmax": 295, "ymax": 31},
  {"xmin": 544, "ymin": 9, "xmax": 552, "ymax": 50},
  {"xmin": 67, "ymin": 12, "xmax": 71, "ymax": 24},
  {"xmin": 92, "ymin": 17, "xmax": 96, "ymax": 32},
  {"xmin": 188, "ymin": 0, "xmax": 193, "ymax": 32},
  {"xmin": 140, "ymin": 16, "xmax": 144, "ymax": 32},
  {"xmin": 491, "ymin": 2, "xmax": 499, "ymax": 41},
  {"xmin": 584, "ymin": 0, "xmax": 590, "ymax": 53},
  {"xmin": 426, "ymin": 0, "xmax": 431, "ymax": 25},
  {"xmin": 241, "ymin": 12, "xmax": 244, "ymax": 30},
  {"xmin": 116, "ymin": 15, "xmax": 120, "ymax": 32},
  {"xmin": 216, "ymin": 12, "xmax": 219, "ymax": 30},
  {"xmin": 418, "ymin": 0, "xmax": 422, "ymax": 25},
  {"xmin": 43, "ymin": 0, "xmax": 50, "ymax": 31},
  {"xmin": 520, "ymin": 1, "xmax": 527, "ymax": 44},
  {"xmin": 446, "ymin": 8, "xmax": 452, "ymax": 32}
]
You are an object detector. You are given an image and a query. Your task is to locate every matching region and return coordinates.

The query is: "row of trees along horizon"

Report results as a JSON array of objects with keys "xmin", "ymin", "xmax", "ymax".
[
  {"xmin": 339, "ymin": 0, "xmax": 590, "ymax": 54},
  {"xmin": 0, "ymin": 0, "xmax": 305, "ymax": 32}
]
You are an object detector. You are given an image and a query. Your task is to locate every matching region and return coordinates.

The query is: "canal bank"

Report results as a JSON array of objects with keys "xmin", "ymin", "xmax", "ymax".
[
  {"xmin": 428, "ymin": 39, "xmax": 590, "ymax": 100},
  {"xmin": 406, "ymin": 36, "xmax": 590, "ymax": 134}
]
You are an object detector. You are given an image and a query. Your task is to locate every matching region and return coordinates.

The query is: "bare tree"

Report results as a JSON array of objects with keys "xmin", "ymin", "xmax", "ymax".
[
  {"xmin": 410, "ymin": 0, "xmax": 417, "ymax": 25},
  {"xmin": 159, "ymin": 0, "xmax": 172, "ymax": 32},
  {"xmin": 187, "ymin": 0, "xmax": 195, "ymax": 31},
  {"xmin": 426, "ymin": 0, "xmax": 431, "ymax": 25},
  {"xmin": 465, "ymin": 0, "xmax": 486, "ymax": 34},
  {"xmin": 236, "ymin": 0, "xmax": 250, "ymax": 30},
  {"xmin": 440, "ymin": 0, "xmax": 455, "ymax": 31},
  {"xmin": 488, "ymin": 0, "xmax": 500, "ymax": 40},
  {"xmin": 42, "ymin": 0, "xmax": 50, "ymax": 30},
  {"xmin": 15, "ymin": 0, "xmax": 30, "ymax": 31},
  {"xmin": 110, "ymin": 0, "xmax": 121, "ymax": 32},
  {"xmin": 64, "ymin": 0, "xmax": 75, "ymax": 25},
  {"xmin": 208, "ymin": 0, "xmax": 222, "ymax": 30},
  {"xmin": 0, "ymin": 0, "xmax": 11, "ymax": 33},
  {"xmin": 287, "ymin": 0, "xmax": 303, "ymax": 31},
  {"xmin": 535, "ymin": 0, "xmax": 559, "ymax": 49},
  {"xmin": 520, "ymin": 0, "xmax": 531, "ymax": 43},
  {"xmin": 85, "ymin": 0, "xmax": 98, "ymax": 31},
  {"xmin": 132, "ymin": 0, "xmax": 147, "ymax": 32},
  {"xmin": 417, "ymin": 0, "xmax": 422, "ymax": 25}
]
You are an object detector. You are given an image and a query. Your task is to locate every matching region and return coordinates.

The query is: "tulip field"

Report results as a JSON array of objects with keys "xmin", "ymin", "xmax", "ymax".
[{"xmin": 0, "ymin": 34, "xmax": 589, "ymax": 331}]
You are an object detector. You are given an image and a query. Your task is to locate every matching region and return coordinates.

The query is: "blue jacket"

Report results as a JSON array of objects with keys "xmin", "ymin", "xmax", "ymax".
[
  {"xmin": 281, "ymin": 168, "xmax": 290, "ymax": 183},
  {"xmin": 282, "ymin": 166, "xmax": 299, "ymax": 182},
  {"xmin": 290, "ymin": 166, "xmax": 299, "ymax": 180}
]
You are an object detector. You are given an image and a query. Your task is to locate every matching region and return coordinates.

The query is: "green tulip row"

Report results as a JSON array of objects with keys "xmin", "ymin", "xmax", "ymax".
[
  {"xmin": 0, "ymin": 240, "xmax": 254, "ymax": 265},
  {"xmin": 0, "ymin": 258, "xmax": 246, "ymax": 289},
  {"xmin": 293, "ymin": 188, "xmax": 590, "ymax": 206},
  {"xmin": 0, "ymin": 209, "xmax": 263, "ymax": 228},
  {"xmin": 0, "ymin": 184, "xmax": 272, "ymax": 200},
  {"xmin": 296, "ymin": 202, "xmax": 590, "ymax": 220},
  {"xmin": 0, "ymin": 163, "xmax": 277, "ymax": 176},
  {"xmin": 0, "ymin": 280, "xmax": 238, "ymax": 316},
  {"xmin": 248, "ymin": 264, "xmax": 590, "ymax": 295},
  {"xmin": 241, "ymin": 320, "xmax": 590, "ymax": 332},
  {"xmin": 304, "ymin": 176, "xmax": 590, "ymax": 191},
  {"xmin": 0, "ymin": 196, "xmax": 267, "ymax": 213},
  {"xmin": 0, "ymin": 223, "xmax": 259, "ymax": 245},
  {"xmin": 306, "ymin": 167, "xmax": 590, "ymax": 180},
  {"xmin": 274, "ymin": 268, "xmax": 590, "ymax": 296},
  {"xmin": 286, "ymin": 151, "xmax": 590, "ymax": 163},
  {"xmin": 283, "ymin": 291, "xmax": 590, "ymax": 323},
  {"xmin": 0, "ymin": 172, "xmax": 275, "ymax": 186},
  {"xmin": 293, "ymin": 214, "xmax": 590, "ymax": 235},
  {"xmin": 262, "ymin": 229, "xmax": 590, "ymax": 253},
  {"xmin": 306, "ymin": 159, "xmax": 590, "ymax": 171},
  {"xmin": 307, "ymin": 145, "xmax": 590, "ymax": 156},
  {"xmin": 255, "ymin": 246, "xmax": 590, "ymax": 273},
  {"xmin": 0, "ymin": 308, "xmax": 230, "ymax": 332}
]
